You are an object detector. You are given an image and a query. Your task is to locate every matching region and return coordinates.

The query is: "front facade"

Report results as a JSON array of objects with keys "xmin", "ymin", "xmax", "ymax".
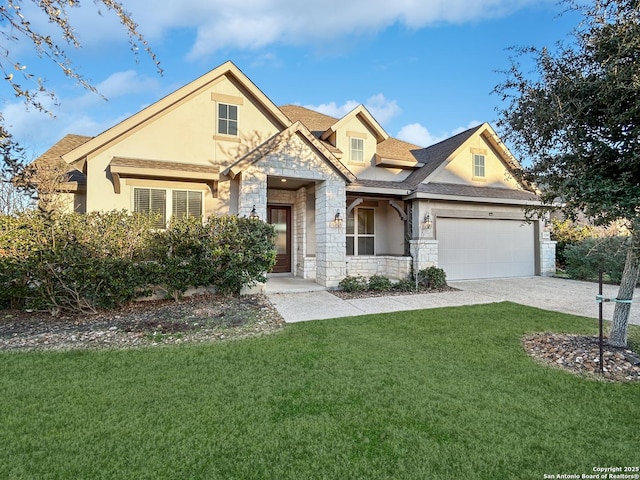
[{"xmin": 37, "ymin": 61, "xmax": 556, "ymax": 287}]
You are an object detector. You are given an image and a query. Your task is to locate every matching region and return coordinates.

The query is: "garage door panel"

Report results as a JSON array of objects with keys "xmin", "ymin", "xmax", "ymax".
[{"xmin": 438, "ymin": 218, "xmax": 535, "ymax": 280}]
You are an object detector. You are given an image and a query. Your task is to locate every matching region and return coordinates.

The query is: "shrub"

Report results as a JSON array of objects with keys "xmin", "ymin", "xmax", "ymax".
[
  {"xmin": 551, "ymin": 218, "xmax": 594, "ymax": 268},
  {"xmin": 368, "ymin": 274, "xmax": 393, "ymax": 292},
  {"xmin": 203, "ymin": 216, "xmax": 276, "ymax": 295},
  {"xmin": 417, "ymin": 266, "xmax": 447, "ymax": 289},
  {"xmin": 339, "ymin": 275, "xmax": 368, "ymax": 292},
  {"xmin": 0, "ymin": 211, "xmax": 277, "ymax": 314},
  {"xmin": 564, "ymin": 236, "xmax": 628, "ymax": 283},
  {"xmin": 394, "ymin": 278, "xmax": 417, "ymax": 292}
]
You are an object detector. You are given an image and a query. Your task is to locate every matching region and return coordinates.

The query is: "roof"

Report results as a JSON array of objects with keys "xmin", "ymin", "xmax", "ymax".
[
  {"xmin": 32, "ymin": 134, "xmax": 91, "ymax": 187},
  {"xmin": 319, "ymin": 104, "xmax": 388, "ymax": 143},
  {"xmin": 413, "ymin": 182, "xmax": 538, "ymax": 202},
  {"xmin": 280, "ymin": 104, "xmax": 423, "ymax": 164},
  {"xmin": 35, "ymin": 134, "xmax": 92, "ymax": 167},
  {"xmin": 404, "ymin": 125, "xmax": 483, "ymax": 187}
]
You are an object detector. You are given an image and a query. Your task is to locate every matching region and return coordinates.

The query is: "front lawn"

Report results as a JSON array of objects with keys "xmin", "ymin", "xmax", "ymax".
[{"xmin": 1, "ymin": 302, "xmax": 639, "ymax": 479}]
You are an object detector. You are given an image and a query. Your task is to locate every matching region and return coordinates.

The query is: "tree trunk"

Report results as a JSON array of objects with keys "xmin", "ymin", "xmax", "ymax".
[{"xmin": 609, "ymin": 226, "xmax": 640, "ymax": 347}]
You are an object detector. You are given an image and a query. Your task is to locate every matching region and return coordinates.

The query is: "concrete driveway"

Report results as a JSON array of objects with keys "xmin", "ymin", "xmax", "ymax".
[{"xmin": 267, "ymin": 276, "xmax": 640, "ymax": 325}]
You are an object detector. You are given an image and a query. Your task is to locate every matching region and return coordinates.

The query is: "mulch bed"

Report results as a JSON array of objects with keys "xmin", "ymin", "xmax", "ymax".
[
  {"xmin": 0, "ymin": 294, "xmax": 285, "ymax": 352},
  {"xmin": 331, "ymin": 286, "xmax": 458, "ymax": 300}
]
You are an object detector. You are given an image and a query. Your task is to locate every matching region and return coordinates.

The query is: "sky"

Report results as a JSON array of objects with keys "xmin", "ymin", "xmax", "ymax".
[{"xmin": 0, "ymin": 0, "xmax": 581, "ymax": 160}]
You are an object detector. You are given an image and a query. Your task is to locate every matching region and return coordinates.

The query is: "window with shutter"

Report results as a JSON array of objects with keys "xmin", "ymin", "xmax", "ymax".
[
  {"xmin": 134, "ymin": 188, "xmax": 166, "ymax": 228},
  {"xmin": 172, "ymin": 190, "xmax": 202, "ymax": 219}
]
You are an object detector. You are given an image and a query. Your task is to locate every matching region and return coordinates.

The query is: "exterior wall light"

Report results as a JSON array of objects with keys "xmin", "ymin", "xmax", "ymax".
[
  {"xmin": 423, "ymin": 213, "xmax": 433, "ymax": 229},
  {"xmin": 249, "ymin": 205, "xmax": 260, "ymax": 220},
  {"xmin": 334, "ymin": 211, "xmax": 343, "ymax": 226}
]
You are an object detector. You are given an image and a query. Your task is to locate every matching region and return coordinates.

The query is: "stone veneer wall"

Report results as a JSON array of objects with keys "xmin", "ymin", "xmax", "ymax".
[
  {"xmin": 346, "ymin": 256, "xmax": 412, "ymax": 280},
  {"xmin": 409, "ymin": 239, "xmax": 439, "ymax": 272},
  {"xmin": 237, "ymin": 135, "xmax": 346, "ymax": 287},
  {"xmin": 540, "ymin": 240, "xmax": 557, "ymax": 276},
  {"xmin": 300, "ymin": 256, "xmax": 316, "ymax": 279}
]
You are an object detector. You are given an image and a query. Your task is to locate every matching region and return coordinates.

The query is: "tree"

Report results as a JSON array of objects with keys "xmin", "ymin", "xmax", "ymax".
[
  {"xmin": 495, "ymin": 0, "xmax": 640, "ymax": 347},
  {"xmin": 0, "ymin": 0, "xmax": 161, "ymax": 212}
]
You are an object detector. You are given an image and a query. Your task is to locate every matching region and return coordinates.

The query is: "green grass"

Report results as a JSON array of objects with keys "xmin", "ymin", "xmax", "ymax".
[{"xmin": 1, "ymin": 302, "xmax": 639, "ymax": 479}]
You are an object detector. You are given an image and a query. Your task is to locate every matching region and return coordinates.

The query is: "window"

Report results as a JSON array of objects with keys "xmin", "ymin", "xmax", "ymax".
[
  {"xmin": 350, "ymin": 137, "xmax": 364, "ymax": 163},
  {"xmin": 172, "ymin": 190, "xmax": 203, "ymax": 219},
  {"xmin": 346, "ymin": 208, "xmax": 375, "ymax": 255},
  {"xmin": 218, "ymin": 103, "xmax": 238, "ymax": 136},
  {"xmin": 134, "ymin": 188, "xmax": 166, "ymax": 228},
  {"xmin": 473, "ymin": 154, "xmax": 486, "ymax": 178},
  {"xmin": 133, "ymin": 187, "xmax": 203, "ymax": 228}
]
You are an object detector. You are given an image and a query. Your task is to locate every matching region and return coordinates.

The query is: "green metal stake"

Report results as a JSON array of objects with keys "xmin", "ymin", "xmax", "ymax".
[{"xmin": 598, "ymin": 270, "xmax": 604, "ymax": 375}]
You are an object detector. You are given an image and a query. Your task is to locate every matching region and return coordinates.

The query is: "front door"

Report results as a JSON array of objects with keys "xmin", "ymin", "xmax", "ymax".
[{"xmin": 268, "ymin": 205, "xmax": 291, "ymax": 273}]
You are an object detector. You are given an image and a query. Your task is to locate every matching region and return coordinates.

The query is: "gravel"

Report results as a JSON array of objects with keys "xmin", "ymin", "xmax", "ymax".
[
  {"xmin": 523, "ymin": 333, "xmax": 640, "ymax": 383},
  {"xmin": 0, "ymin": 294, "xmax": 285, "ymax": 352}
]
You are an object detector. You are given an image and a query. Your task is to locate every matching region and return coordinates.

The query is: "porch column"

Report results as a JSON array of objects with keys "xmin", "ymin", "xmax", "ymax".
[
  {"xmin": 238, "ymin": 168, "xmax": 267, "ymax": 220},
  {"xmin": 315, "ymin": 179, "xmax": 346, "ymax": 288}
]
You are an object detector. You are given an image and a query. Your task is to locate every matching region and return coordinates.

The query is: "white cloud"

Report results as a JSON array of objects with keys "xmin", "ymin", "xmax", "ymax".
[
  {"xmin": 304, "ymin": 94, "xmax": 400, "ymax": 124},
  {"xmin": 396, "ymin": 123, "xmax": 442, "ymax": 147},
  {"xmin": 397, "ymin": 120, "xmax": 483, "ymax": 147},
  {"xmin": 12, "ymin": 0, "xmax": 549, "ymax": 59},
  {"xmin": 364, "ymin": 94, "xmax": 401, "ymax": 125}
]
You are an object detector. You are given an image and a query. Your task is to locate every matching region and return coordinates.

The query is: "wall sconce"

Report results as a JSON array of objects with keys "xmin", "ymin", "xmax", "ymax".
[
  {"xmin": 249, "ymin": 205, "xmax": 259, "ymax": 220},
  {"xmin": 423, "ymin": 213, "xmax": 433, "ymax": 229},
  {"xmin": 334, "ymin": 211, "xmax": 343, "ymax": 226}
]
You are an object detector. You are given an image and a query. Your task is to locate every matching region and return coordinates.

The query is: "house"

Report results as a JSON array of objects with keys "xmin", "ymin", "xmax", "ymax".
[{"xmin": 35, "ymin": 60, "xmax": 556, "ymax": 287}]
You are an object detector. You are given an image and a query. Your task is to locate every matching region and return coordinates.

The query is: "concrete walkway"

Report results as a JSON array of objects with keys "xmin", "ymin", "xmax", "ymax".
[{"xmin": 266, "ymin": 276, "xmax": 640, "ymax": 325}]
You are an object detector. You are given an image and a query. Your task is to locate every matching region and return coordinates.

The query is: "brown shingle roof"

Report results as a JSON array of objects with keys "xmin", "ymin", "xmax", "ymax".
[
  {"xmin": 280, "ymin": 104, "xmax": 424, "ymax": 164},
  {"xmin": 413, "ymin": 182, "xmax": 538, "ymax": 201},
  {"xmin": 280, "ymin": 105, "xmax": 338, "ymax": 136},
  {"xmin": 33, "ymin": 134, "xmax": 92, "ymax": 185},
  {"xmin": 35, "ymin": 134, "xmax": 92, "ymax": 166},
  {"xmin": 110, "ymin": 157, "xmax": 219, "ymax": 175}
]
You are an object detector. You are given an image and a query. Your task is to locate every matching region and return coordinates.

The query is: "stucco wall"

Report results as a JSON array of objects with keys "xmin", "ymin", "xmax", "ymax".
[
  {"xmin": 432, "ymin": 136, "xmax": 521, "ymax": 190},
  {"xmin": 82, "ymin": 73, "xmax": 282, "ymax": 214}
]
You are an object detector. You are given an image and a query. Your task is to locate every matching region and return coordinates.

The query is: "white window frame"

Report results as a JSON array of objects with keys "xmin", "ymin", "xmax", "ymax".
[
  {"xmin": 350, "ymin": 137, "xmax": 365, "ymax": 164},
  {"xmin": 217, "ymin": 103, "xmax": 239, "ymax": 136},
  {"xmin": 132, "ymin": 187, "xmax": 204, "ymax": 228},
  {"xmin": 473, "ymin": 154, "xmax": 486, "ymax": 179},
  {"xmin": 346, "ymin": 207, "xmax": 375, "ymax": 256}
]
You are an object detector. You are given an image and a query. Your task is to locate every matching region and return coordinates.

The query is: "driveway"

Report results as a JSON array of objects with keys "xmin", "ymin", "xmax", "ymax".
[{"xmin": 267, "ymin": 276, "xmax": 640, "ymax": 325}]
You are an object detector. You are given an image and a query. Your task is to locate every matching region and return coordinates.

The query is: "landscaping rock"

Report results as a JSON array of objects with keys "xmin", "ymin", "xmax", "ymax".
[{"xmin": 523, "ymin": 333, "xmax": 640, "ymax": 383}]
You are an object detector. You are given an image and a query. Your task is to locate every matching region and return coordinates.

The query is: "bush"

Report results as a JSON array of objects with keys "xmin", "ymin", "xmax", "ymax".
[
  {"xmin": 339, "ymin": 275, "xmax": 368, "ymax": 292},
  {"xmin": 564, "ymin": 236, "xmax": 628, "ymax": 283},
  {"xmin": 394, "ymin": 278, "xmax": 417, "ymax": 292},
  {"xmin": 203, "ymin": 215, "xmax": 276, "ymax": 294},
  {"xmin": 368, "ymin": 275, "xmax": 393, "ymax": 292},
  {"xmin": 0, "ymin": 211, "xmax": 277, "ymax": 314},
  {"xmin": 551, "ymin": 218, "xmax": 594, "ymax": 268},
  {"xmin": 417, "ymin": 266, "xmax": 447, "ymax": 289}
]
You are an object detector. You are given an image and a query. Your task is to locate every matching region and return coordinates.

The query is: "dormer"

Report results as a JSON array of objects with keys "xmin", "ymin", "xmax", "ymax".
[{"xmin": 320, "ymin": 105, "xmax": 388, "ymax": 167}]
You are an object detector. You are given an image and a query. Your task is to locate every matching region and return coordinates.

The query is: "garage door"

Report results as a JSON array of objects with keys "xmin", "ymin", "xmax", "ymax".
[{"xmin": 437, "ymin": 218, "xmax": 535, "ymax": 281}]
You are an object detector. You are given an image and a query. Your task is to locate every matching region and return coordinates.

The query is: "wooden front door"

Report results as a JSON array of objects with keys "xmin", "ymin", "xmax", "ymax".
[{"xmin": 268, "ymin": 205, "xmax": 291, "ymax": 273}]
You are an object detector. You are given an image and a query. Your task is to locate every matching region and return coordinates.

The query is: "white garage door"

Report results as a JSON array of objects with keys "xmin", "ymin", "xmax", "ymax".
[{"xmin": 437, "ymin": 218, "xmax": 536, "ymax": 281}]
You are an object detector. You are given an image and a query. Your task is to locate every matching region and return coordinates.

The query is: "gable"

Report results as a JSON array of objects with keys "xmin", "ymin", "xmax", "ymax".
[
  {"xmin": 223, "ymin": 122, "xmax": 356, "ymax": 183},
  {"xmin": 62, "ymin": 61, "xmax": 291, "ymax": 169},
  {"xmin": 415, "ymin": 123, "xmax": 528, "ymax": 193}
]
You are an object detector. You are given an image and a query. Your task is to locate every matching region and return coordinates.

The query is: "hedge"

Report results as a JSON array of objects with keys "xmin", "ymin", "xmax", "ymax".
[{"xmin": 0, "ymin": 211, "xmax": 276, "ymax": 314}]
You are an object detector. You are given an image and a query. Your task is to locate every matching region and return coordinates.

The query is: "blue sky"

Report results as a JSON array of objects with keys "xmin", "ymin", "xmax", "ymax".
[{"xmin": 1, "ymin": 0, "xmax": 580, "ymax": 159}]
